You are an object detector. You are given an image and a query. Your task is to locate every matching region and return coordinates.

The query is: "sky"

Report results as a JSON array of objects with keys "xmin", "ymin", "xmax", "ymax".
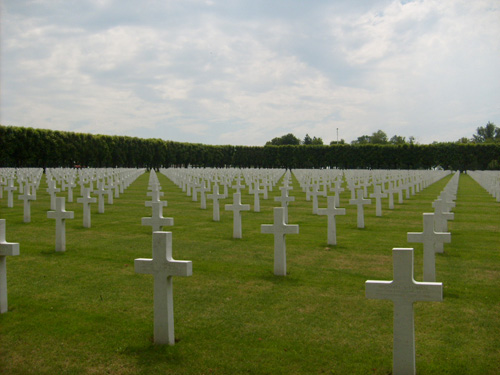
[{"xmin": 1, "ymin": 0, "xmax": 499, "ymax": 146}]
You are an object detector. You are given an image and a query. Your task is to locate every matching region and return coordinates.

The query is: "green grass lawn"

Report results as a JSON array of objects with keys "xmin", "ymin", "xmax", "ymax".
[{"xmin": 0, "ymin": 170, "xmax": 498, "ymax": 375}]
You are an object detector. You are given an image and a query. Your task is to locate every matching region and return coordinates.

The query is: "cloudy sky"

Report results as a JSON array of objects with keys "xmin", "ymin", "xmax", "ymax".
[{"xmin": 1, "ymin": 0, "xmax": 499, "ymax": 145}]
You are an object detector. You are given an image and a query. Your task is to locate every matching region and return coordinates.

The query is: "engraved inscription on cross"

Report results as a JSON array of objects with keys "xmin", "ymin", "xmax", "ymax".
[
  {"xmin": 366, "ymin": 248, "xmax": 443, "ymax": 375},
  {"xmin": 261, "ymin": 207, "xmax": 299, "ymax": 276},
  {"xmin": 135, "ymin": 231, "xmax": 192, "ymax": 345},
  {"xmin": 0, "ymin": 220, "xmax": 20, "ymax": 314}
]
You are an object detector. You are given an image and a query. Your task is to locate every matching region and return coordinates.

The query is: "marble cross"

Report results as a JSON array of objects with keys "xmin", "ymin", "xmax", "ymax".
[
  {"xmin": 47, "ymin": 197, "xmax": 74, "ymax": 252},
  {"xmin": 349, "ymin": 189, "xmax": 371, "ymax": 229},
  {"xmin": 46, "ymin": 179, "xmax": 61, "ymax": 210},
  {"xmin": 370, "ymin": 185, "xmax": 387, "ymax": 217},
  {"xmin": 261, "ymin": 207, "xmax": 299, "ymax": 276},
  {"xmin": 225, "ymin": 193, "xmax": 250, "ymax": 239},
  {"xmin": 135, "ymin": 231, "xmax": 192, "ymax": 345},
  {"xmin": 407, "ymin": 213, "xmax": 451, "ymax": 282},
  {"xmin": 5, "ymin": 180, "xmax": 17, "ymax": 208},
  {"xmin": 0, "ymin": 220, "xmax": 20, "ymax": 313},
  {"xmin": 317, "ymin": 196, "xmax": 346, "ymax": 245},
  {"xmin": 142, "ymin": 201, "xmax": 174, "ymax": 232},
  {"xmin": 366, "ymin": 248, "xmax": 442, "ymax": 375},
  {"xmin": 77, "ymin": 187, "xmax": 97, "ymax": 228},
  {"xmin": 18, "ymin": 183, "xmax": 35, "ymax": 223},
  {"xmin": 207, "ymin": 184, "xmax": 225, "ymax": 221},
  {"xmin": 274, "ymin": 187, "xmax": 295, "ymax": 224}
]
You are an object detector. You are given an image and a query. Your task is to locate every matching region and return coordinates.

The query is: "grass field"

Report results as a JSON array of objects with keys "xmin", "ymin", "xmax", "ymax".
[{"xmin": 0, "ymin": 170, "xmax": 499, "ymax": 375}]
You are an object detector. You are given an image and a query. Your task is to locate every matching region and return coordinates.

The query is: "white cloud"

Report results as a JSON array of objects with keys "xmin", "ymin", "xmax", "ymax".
[{"xmin": 1, "ymin": 0, "xmax": 499, "ymax": 146}]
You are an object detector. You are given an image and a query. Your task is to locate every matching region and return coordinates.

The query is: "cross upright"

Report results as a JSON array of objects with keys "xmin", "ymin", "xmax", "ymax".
[
  {"xmin": 310, "ymin": 184, "xmax": 326, "ymax": 214},
  {"xmin": 5, "ymin": 180, "xmax": 17, "ymax": 208},
  {"xmin": 18, "ymin": 183, "xmax": 35, "ymax": 223},
  {"xmin": 366, "ymin": 248, "xmax": 443, "ymax": 375},
  {"xmin": 274, "ymin": 187, "xmax": 295, "ymax": 223},
  {"xmin": 329, "ymin": 181, "xmax": 344, "ymax": 207},
  {"xmin": 432, "ymin": 198, "xmax": 455, "ymax": 214},
  {"xmin": 349, "ymin": 189, "xmax": 371, "ymax": 229},
  {"xmin": 207, "ymin": 184, "xmax": 225, "ymax": 221},
  {"xmin": 0, "ymin": 219, "xmax": 20, "ymax": 313},
  {"xmin": 225, "ymin": 193, "xmax": 250, "ymax": 239},
  {"xmin": 199, "ymin": 182, "xmax": 211, "ymax": 209},
  {"xmin": 231, "ymin": 177, "xmax": 245, "ymax": 194},
  {"xmin": 146, "ymin": 188, "xmax": 167, "ymax": 208},
  {"xmin": 317, "ymin": 196, "xmax": 346, "ymax": 245},
  {"xmin": 66, "ymin": 179, "xmax": 77, "ymax": 202},
  {"xmin": 77, "ymin": 187, "xmax": 97, "ymax": 228},
  {"xmin": 47, "ymin": 197, "xmax": 74, "ymax": 252},
  {"xmin": 370, "ymin": 184, "xmax": 387, "ymax": 217},
  {"xmin": 386, "ymin": 182, "xmax": 397, "ymax": 209},
  {"xmin": 142, "ymin": 201, "xmax": 174, "ymax": 232},
  {"xmin": 261, "ymin": 207, "xmax": 299, "ymax": 276},
  {"xmin": 46, "ymin": 179, "xmax": 61, "ymax": 210},
  {"xmin": 407, "ymin": 213, "xmax": 451, "ymax": 282},
  {"xmin": 250, "ymin": 181, "xmax": 265, "ymax": 212},
  {"xmin": 135, "ymin": 231, "xmax": 192, "ymax": 345},
  {"xmin": 94, "ymin": 183, "xmax": 107, "ymax": 214}
]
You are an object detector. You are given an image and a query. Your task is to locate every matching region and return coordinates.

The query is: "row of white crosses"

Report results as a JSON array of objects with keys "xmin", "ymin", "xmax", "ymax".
[
  {"xmin": 2, "ymin": 168, "xmax": 146, "ymax": 253},
  {"xmin": 136, "ymin": 171, "xmax": 191, "ymax": 345},
  {"xmin": 467, "ymin": 170, "xmax": 500, "ymax": 202},
  {"xmin": 365, "ymin": 171, "xmax": 459, "ymax": 375},
  {"xmin": 142, "ymin": 170, "xmax": 173, "ymax": 232}
]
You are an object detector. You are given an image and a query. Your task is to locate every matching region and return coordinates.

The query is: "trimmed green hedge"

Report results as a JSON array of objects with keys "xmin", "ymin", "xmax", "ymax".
[{"xmin": 1, "ymin": 125, "xmax": 499, "ymax": 170}]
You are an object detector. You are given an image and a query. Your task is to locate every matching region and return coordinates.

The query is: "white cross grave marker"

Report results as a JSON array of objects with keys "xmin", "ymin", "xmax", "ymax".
[
  {"xmin": 261, "ymin": 207, "xmax": 299, "ymax": 276},
  {"xmin": 46, "ymin": 179, "xmax": 61, "ymax": 210},
  {"xmin": 77, "ymin": 187, "xmax": 97, "ymax": 228},
  {"xmin": 5, "ymin": 180, "xmax": 16, "ymax": 208},
  {"xmin": 366, "ymin": 248, "xmax": 443, "ymax": 375},
  {"xmin": 94, "ymin": 183, "xmax": 107, "ymax": 214},
  {"xmin": 370, "ymin": 185, "xmax": 387, "ymax": 217},
  {"xmin": 142, "ymin": 201, "xmax": 174, "ymax": 232},
  {"xmin": 407, "ymin": 213, "xmax": 451, "ymax": 282},
  {"xmin": 18, "ymin": 183, "xmax": 35, "ymax": 223},
  {"xmin": 207, "ymin": 184, "xmax": 225, "ymax": 221},
  {"xmin": 135, "ymin": 231, "xmax": 192, "ymax": 345},
  {"xmin": 349, "ymin": 189, "xmax": 371, "ymax": 229},
  {"xmin": 0, "ymin": 219, "xmax": 20, "ymax": 313},
  {"xmin": 47, "ymin": 197, "xmax": 74, "ymax": 252},
  {"xmin": 225, "ymin": 193, "xmax": 250, "ymax": 239},
  {"xmin": 274, "ymin": 187, "xmax": 295, "ymax": 224},
  {"xmin": 317, "ymin": 196, "xmax": 346, "ymax": 245}
]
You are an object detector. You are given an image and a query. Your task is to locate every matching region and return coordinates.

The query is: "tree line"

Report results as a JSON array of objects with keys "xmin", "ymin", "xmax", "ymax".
[{"xmin": 1, "ymin": 124, "xmax": 499, "ymax": 170}]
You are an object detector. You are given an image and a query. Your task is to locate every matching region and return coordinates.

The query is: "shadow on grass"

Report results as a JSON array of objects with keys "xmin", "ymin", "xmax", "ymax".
[{"xmin": 121, "ymin": 337, "xmax": 184, "ymax": 371}]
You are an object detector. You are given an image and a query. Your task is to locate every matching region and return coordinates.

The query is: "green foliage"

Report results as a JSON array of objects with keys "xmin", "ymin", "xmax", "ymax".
[
  {"xmin": 265, "ymin": 133, "xmax": 301, "ymax": 146},
  {"xmin": 2, "ymin": 125, "xmax": 500, "ymax": 170},
  {"xmin": 473, "ymin": 121, "xmax": 500, "ymax": 143}
]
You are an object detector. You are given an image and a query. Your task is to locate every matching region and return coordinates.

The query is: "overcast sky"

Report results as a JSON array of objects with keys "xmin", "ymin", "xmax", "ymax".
[{"xmin": 1, "ymin": 0, "xmax": 499, "ymax": 145}]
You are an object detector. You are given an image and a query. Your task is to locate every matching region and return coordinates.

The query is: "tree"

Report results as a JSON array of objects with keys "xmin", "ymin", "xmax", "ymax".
[
  {"xmin": 330, "ymin": 139, "xmax": 345, "ymax": 145},
  {"xmin": 265, "ymin": 133, "xmax": 301, "ymax": 146},
  {"xmin": 311, "ymin": 136, "xmax": 323, "ymax": 145},
  {"xmin": 303, "ymin": 134, "xmax": 312, "ymax": 145},
  {"xmin": 389, "ymin": 135, "xmax": 406, "ymax": 145},
  {"xmin": 371, "ymin": 130, "xmax": 388, "ymax": 144},
  {"xmin": 473, "ymin": 122, "xmax": 500, "ymax": 143},
  {"xmin": 351, "ymin": 135, "xmax": 371, "ymax": 145}
]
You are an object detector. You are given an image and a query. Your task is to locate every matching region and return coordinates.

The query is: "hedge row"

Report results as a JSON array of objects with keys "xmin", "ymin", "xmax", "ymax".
[{"xmin": 1, "ymin": 125, "xmax": 499, "ymax": 170}]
